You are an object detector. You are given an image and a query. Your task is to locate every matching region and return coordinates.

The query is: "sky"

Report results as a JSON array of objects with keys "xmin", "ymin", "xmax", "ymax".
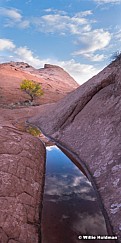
[{"xmin": 0, "ymin": 0, "xmax": 121, "ymax": 84}]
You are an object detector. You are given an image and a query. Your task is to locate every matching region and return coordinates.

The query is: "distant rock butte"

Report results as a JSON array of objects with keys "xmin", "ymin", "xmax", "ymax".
[
  {"xmin": 0, "ymin": 62, "xmax": 79, "ymax": 106},
  {"xmin": 29, "ymin": 58, "xmax": 121, "ymax": 242},
  {"xmin": 44, "ymin": 64, "xmax": 63, "ymax": 68}
]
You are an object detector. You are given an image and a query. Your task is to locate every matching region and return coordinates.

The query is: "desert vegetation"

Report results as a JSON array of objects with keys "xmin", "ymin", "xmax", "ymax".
[
  {"xmin": 20, "ymin": 79, "xmax": 44, "ymax": 102},
  {"xmin": 26, "ymin": 125, "xmax": 41, "ymax": 137}
]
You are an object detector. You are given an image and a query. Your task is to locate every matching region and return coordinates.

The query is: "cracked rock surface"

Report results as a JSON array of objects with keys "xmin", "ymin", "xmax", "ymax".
[
  {"xmin": 0, "ymin": 126, "xmax": 45, "ymax": 243},
  {"xmin": 28, "ymin": 59, "xmax": 121, "ymax": 242}
]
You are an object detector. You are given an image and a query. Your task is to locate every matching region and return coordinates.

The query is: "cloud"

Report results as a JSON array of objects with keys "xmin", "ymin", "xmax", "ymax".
[
  {"xmin": 0, "ymin": 7, "xmax": 93, "ymax": 34},
  {"xmin": 18, "ymin": 20, "xmax": 30, "ymax": 29},
  {"xmin": 93, "ymin": 0, "xmax": 121, "ymax": 3},
  {"xmin": 0, "ymin": 8, "xmax": 112, "ymax": 62},
  {"xmin": 26, "ymin": 0, "xmax": 32, "ymax": 3},
  {"xmin": 14, "ymin": 46, "xmax": 51, "ymax": 67},
  {"xmin": 82, "ymin": 53, "xmax": 105, "ymax": 62},
  {"xmin": 32, "ymin": 12, "xmax": 91, "ymax": 35},
  {"xmin": 73, "ymin": 212, "xmax": 107, "ymax": 235},
  {"xmin": 0, "ymin": 7, "xmax": 30, "ymax": 29},
  {"xmin": 44, "ymin": 8, "xmax": 67, "ymax": 15},
  {"xmin": 0, "ymin": 7, "xmax": 22, "ymax": 21},
  {"xmin": 56, "ymin": 59, "xmax": 101, "ymax": 84},
  {"xmin": 74, "ymin": 10, "xmax": 93, "ymax": 17},
  {"xmin": 72, "ymin": 176, "xmax": 85, "ymax": 187},
  {"xmin": 0, "ymin": 38, "xmax": 101, "ymax": 84},
  {"xmin": 44, "ymin": 8, "xmax": 53, "ymax": 13},
  {"xmin": 45, "ymin": 146, "xmax": 96, "ymax": 201},
  {"xmin": 47, "ymin": 146, "xmax": 59, "ymax": 151},
  {"xmin": 115, "ymin": 29, "xmax": 121, "ymax": 41},
  {"xmin": 43, "ymin": 146, "xmax": 108, "ymax": 237},
  {"xmin": 0, "ymin": 38, "xmax": 15, "ymax": 51},
  {"xmin": 31, "ymin": 10, "xmax": 111, "ymax": 62},
  {"xmin": 45, "ymin": 171, "xmax": 93, "ymax": 200},
  {"xmin": 73, "ymin": 29, "xmax": 111, "ymax": 56}
]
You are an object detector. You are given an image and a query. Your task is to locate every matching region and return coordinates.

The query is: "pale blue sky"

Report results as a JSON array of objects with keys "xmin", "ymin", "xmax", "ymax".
[{"xmin": 0, "ymin": 0, "xmax": 121, "ymax": 84}]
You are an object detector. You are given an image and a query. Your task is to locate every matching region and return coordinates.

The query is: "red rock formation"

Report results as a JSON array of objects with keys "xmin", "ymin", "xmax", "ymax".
[
  {"xmin": 0, "ymin": 126, "xmax": 46, "ymax": 243},
  {"xmin": 0, "ymin": 62, "xmax": 78, "ymax": 243},
  {"xmin": 28, "ymin": 58, "xmax": 121, "ymax": 242},
  {"xmin": 0, "ymin": 62, "xmax": 78, "ymax": 107}
]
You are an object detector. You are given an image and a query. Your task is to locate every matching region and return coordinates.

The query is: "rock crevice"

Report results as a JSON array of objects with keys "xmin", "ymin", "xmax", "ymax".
[{"xmin": 28, "ymin": 59, "xmax": 121, "ymax": 242}]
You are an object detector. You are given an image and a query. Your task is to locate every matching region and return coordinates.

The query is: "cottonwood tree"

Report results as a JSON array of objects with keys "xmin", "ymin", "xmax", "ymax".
[{"xmin": 20, "ymin": 79, "xmax": 44, "ymax": 102}]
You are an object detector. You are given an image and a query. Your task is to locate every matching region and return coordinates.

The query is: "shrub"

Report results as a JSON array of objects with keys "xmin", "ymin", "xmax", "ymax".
[
  {"xmin": 20, "ymin": 79, "xmax": 44, "ymax": 102},
  {"xmin": 26, "ymin": 125, "xmax": 41, "ymax": 137}
]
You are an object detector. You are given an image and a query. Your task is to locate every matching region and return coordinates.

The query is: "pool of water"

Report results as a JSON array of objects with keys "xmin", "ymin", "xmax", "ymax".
[{"xmin": 41, "ymin": 146, "xmax": 109, "ymax": 243}]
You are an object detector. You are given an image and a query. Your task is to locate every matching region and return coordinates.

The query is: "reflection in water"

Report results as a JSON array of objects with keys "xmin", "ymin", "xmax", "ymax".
[{"xmin": 41, "ymin": 146, "xmax": 109, "ymax": 243}]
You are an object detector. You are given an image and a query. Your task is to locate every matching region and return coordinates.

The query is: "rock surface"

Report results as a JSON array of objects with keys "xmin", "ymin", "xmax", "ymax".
[
  {"xmin": 0, "ymin": 62, "xmax": 78, "ymax": 107},
  {"xmin": 0, "ymin": 124, "xmax": 46, "ymax": 243},
  {"xmin": 0, "ymin": 62, "xmax": 78, "ymax": 242},
  {"xmin": 28, "ymin": 58, "xmax": 121, "ymax": 242}
]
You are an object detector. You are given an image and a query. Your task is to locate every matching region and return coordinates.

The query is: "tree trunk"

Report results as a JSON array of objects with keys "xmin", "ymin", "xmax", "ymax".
[{"xmin": 30, "ymin": 94, "xmax": 34, "ymax": 102}]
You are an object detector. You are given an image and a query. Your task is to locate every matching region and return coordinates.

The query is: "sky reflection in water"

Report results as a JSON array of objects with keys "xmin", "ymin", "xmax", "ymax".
[{"xmin": 42, "ymin": 146, "xmax": 108, "ymax": 243}]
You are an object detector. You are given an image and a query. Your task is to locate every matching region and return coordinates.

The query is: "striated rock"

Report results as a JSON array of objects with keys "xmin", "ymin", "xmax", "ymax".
[
  {"xmin": 0, "ymin": 126, "xmax": 46, "ymax": 243},
  {"xmin": 28, "ymin": 58, "xmax": 121, "ymax": 242}
]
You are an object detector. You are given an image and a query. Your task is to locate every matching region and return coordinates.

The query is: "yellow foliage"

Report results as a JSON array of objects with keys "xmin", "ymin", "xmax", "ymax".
[
  {"xmin": 26, "ymin": 126, "xmax": 41, "ymax": 137},
  {"xmin": 20, "ymin": 79, "xmax": 44, "ymax": 101}
]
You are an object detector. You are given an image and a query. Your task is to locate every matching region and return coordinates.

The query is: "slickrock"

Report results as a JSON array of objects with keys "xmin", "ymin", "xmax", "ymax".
[
  {"xmin": 28, "ymin": 58, "xmax": 121, "ymax": 242},
  {"xmin": 0, "ymin": 126, "xmax": 46, "ymax": 243},
  {"xmin": 0, "ymin": 62, "xmax": 78, "ymax": 107},
  {"xmin": 0, "ymin": 61, "xmax": 78, "ymax": 243}
]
